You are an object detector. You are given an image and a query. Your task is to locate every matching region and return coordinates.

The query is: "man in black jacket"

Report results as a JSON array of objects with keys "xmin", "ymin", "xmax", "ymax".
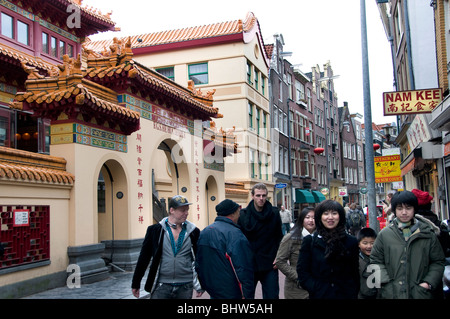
[
  {"xmin": 196, "ymin": 199, "xmax": 254, "ymax": 299},
  {"xmin": 238, "ymin": 183, "xmax": 283, "ymax": 299}
]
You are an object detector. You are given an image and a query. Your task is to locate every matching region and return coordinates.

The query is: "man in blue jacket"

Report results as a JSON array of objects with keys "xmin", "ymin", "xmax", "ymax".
[{"xmin": 196, "ymin": 199, "xmax": 255, "ymax": 299}]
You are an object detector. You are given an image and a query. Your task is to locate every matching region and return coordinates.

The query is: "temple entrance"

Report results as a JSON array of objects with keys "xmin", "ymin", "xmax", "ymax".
[
  {"xmin": 97, "ymin": 160, "xmax": 129, "ymax": 243},
  {"xmin": 151, "ymin": 138, "xmax": 190, "ymax": 224}
]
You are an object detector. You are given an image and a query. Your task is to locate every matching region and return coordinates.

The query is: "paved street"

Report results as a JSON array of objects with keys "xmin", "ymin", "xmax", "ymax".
[{"xmin": 22, "ymin": 270, "xmax": 286, "ymax": 299}]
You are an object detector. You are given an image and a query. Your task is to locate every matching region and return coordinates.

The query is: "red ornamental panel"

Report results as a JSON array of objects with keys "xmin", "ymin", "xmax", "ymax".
[{"xmin": 0, "ymin": 205, "xmax": 50, "ymax": 270}]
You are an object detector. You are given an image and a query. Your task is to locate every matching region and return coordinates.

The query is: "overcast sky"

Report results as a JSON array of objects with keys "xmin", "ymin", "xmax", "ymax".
[{"xmin": 85, "ymin": 0, "xmax": 396, "ymax": 125}]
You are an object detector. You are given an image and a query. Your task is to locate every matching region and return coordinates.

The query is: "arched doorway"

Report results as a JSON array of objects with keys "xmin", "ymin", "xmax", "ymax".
[
  {"xmin": 97, "ymin": 160, "xmax": 128, "ymax": 243},
  {"xmin": 205, "ymin": 175, "xmax": 219, "ymax": 225},
  {"xmin": 151, "ymin": 138, "xmax": 190, "ymax": 224}
]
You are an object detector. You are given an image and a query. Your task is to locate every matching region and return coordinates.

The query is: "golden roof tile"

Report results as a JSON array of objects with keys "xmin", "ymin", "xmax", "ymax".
[
  {"xmin": 0, "ymin": 162, "xmax": 74, "ymax": 185},
  {"xmin": 0, "ymin": 146, "xmax": 74, "ymax": 185},
  {"xmin": 15, "ymin": 54, "xmax": 140, "ymax": 127},
  {"xmin": 0, "ymin": 43, "xmax": 53, "ymax": 73}
]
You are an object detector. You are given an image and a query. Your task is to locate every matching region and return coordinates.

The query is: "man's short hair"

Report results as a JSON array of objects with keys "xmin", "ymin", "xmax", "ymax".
[
  {"xmin": 251, "ymin": 183, "xmax": 268, "ymax": 195},
  {"xmin": 391, "ymin": 190, "xmax": 418, "ymax": 214}
]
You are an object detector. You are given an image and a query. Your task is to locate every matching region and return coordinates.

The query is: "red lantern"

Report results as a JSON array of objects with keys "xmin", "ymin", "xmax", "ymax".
[
  {"xmin": 314, "ymin": 147, "xmax": 325, "ymax": 154},
  {"xmin": 373, "ymin": 143, "xmax": 380, "ymax": 151}
]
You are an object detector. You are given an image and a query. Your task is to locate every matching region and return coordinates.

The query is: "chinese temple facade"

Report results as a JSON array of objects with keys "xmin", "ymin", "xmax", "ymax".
[
  {"xmin": 0, "ymin": 0, "xmax": 236, "ymax": 297},
  {"xmin": 87, "ymin": 12, "xmax": 273, "ymax": 206}
]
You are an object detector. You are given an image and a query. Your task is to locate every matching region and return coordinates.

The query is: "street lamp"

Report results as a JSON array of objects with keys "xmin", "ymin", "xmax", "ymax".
[{"xmin": 360, "ymin": 0, "xmax": 379, "ymax": 232}]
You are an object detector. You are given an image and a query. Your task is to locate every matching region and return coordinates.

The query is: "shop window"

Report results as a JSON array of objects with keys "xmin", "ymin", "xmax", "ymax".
[
  {"xmin": 59, "ymin": 40, "xmax": 66, "ymax": 60},
  {"xmin": 0, "ymin": 106, "xmax": 15, "ymax": 148},
  {"xmin": 42, "ymin": 32, "xmax": 74, "ymax": 59},
  {"xmin": 188, "ymin": 63, "xmax": 208, "ymax": 85},
  {"xmin": 50, "ymin": 36, "xmax": 57, "ymax": 57},
  {"xmin": 67, "ymin": 44, "xmax": 73, "ymax": 58},
  {"xmin": 17, "ymin": 20, "xmax": 28, "ymax": 46},
  {"xmin": 0, "ymin": 107, "xmax": 50, "ymax": 154},
  {"xmin": 0, "ymin": 12, "xmax": 30, "ymax": 47},
  {"xmin": 1, "ymin": 12, "xmax": 13, "ymax": 39},
  {"xmin": 42, "ymin": 32, "xmax": 49, "ymax": 54},
  {"xmin": 156, "ymin": 67, "xmax": 174, "ymax": 80}
]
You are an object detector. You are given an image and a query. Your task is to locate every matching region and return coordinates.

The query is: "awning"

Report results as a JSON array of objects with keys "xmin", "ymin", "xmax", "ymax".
[
  {"xmin": 295, "ymin": 189, "xmax": 315, "ymax": 204},
  {"xmin": 311, "ymin": 190, "xmax": 326, "ymax": 203}
]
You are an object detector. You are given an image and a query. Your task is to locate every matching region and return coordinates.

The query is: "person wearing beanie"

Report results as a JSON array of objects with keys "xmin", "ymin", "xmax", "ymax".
[
  {"xmin": 411, "ymin": 189, "xmax": 439, "ymax": 225},
  {"xmin": 370, "ymin": 190, "xmax": 445, "ymax": 299},
  {"xmin": 195, "ymin": 199, "xmax": 255, "ymax": 299},
  {"xmin": 411, "ymin": 189, "xmax": 450, "ymax": 259}
]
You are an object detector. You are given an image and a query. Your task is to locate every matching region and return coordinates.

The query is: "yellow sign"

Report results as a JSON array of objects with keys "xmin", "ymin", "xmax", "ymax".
[
  {"xmin": 374, "ymin": 155, "xmax": 402, "ymax": 183},
  {"xmin": 383, "ymin": 88, "xmax": 442, "ymax": 116}
]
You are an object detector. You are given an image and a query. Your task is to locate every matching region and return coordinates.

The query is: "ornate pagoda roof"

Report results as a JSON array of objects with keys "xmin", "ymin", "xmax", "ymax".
[
  {"xmin": 83, "ymin": 37, "xmax": 221, "ymax": 121},
  {"xmin": 14, "ymin": 53, "xmax": 141, "ymax": 135},
  {"xmin": 0, "ymin": 44, "xmax": 53, "ymax": 74}
]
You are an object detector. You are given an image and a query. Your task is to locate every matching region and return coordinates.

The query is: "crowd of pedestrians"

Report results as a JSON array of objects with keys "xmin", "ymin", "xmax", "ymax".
[{"xmin": 131, "ymin": 184, "xmax": 450, "ymax": 300}]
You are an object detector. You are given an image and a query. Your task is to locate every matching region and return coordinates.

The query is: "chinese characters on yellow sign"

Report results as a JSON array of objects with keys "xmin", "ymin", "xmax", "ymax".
[
  {"xmin": 374, "ymin": 155, "xmax": 402, "ymax": 183},
  {"xmin": 383, "ymin": 88, "xmax": 442, "ymax": 116}
]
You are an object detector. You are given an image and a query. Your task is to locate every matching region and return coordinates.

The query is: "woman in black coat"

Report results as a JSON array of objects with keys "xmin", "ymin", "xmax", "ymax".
[{"xmin": 297, "ymin": 200, "xmax": 359, "ymax": 299}]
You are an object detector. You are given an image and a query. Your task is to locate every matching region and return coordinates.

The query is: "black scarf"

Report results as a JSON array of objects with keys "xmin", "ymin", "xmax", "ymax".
[
  {"xmin": 239, "ymin": 200, "xmax": 274, "ymax": 233},
  {"xmin": 317, "ymin": 223, "xmax": 347, "ymax": 261}
]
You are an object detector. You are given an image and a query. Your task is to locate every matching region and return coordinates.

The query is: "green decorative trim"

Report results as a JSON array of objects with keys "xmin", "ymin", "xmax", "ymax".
[{"xmin": 51, "ymin": 123, "xmax": 127, "ymax": 152}]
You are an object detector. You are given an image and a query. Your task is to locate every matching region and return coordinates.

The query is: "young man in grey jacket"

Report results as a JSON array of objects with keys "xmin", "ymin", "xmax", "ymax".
[{"xmin": 131, "ymin": 195, "xmax": 204, "ymax": 299}]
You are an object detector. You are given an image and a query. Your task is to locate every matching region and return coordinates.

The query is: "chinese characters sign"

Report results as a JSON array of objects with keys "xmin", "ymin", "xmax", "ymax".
[
  {"xmin": 383, "ymin": 88, "xmax": 442, "ymax": 116},
  {"xmin": 406, "ymin": 114, "xmax": 432, "ymax": 150},
  {"xmin": 374, "ymin": 155, "xmax": 402, "ymax": 183},
  {"xmin": 13, "ymin": 209, "xmax": 30, "ymax": 227},
  {"xmin": 136, "ymin": 133, "xmax": 145, "ymax": 224}
]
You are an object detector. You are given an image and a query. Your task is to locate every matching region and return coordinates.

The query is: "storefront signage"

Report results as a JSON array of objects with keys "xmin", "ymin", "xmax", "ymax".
[
  {"xmin": 275, "ymin": 183, "xmax": 287, "ymax": 189},
  {"xmin": 320, "ymin": 187, "xmax": 329, "ymax": 195},
  {"xmin": 383, "ymin": 88, "xmax": 442, "ymax": 116},
  {"xmin": 374, "ymin": 155, "xmax": 402, "ymax": 183},
  {"xmin": 338, "ymin": 187, "xmax": 348, "ymax": 197},
  {"xmin": 406, "ymin": 114, "xmax": 432, "ymax": 150},
  {"xmin": 445, "ymin": 142, "xmax": 450, "ymax": 157},
  {"xmin": 13, "ymin": 209, "xmax": 30, "ymax": 227}
]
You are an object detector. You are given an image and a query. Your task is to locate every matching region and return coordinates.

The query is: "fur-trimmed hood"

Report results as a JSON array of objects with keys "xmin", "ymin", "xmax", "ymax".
[{"xmin": 416, "ymin": 214, "xmax": 440, "ymax": 236}]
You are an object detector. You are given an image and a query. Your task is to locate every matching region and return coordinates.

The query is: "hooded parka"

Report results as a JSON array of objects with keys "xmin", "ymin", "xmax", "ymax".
[{"xmin": 370, "ymin": 214, "xmax": 445, "ymax": 299}]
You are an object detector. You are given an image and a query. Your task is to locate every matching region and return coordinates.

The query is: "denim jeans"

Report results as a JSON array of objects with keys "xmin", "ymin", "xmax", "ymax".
[
  {"xmin": 150, "ymin": 282, "xmax": 193, "ymax": 299},
  {"xmin": 255, "ymin": 268, "xmax": 279, "ymax": 299}
]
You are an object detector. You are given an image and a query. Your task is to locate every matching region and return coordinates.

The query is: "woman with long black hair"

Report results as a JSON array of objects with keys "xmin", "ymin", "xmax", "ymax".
[
  {"xmin": 296, "ymin": 200, "xmax": 359, "ymax": 299},
  {"xmin": 275, "ymin": 207, "xmax": 315, "ymax": 299}
]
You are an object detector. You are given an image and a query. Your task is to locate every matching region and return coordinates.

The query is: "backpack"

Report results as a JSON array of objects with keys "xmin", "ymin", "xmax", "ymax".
[{"xmin": 348, "ymin": 210, "xmax": 362, "ymax": 229}]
